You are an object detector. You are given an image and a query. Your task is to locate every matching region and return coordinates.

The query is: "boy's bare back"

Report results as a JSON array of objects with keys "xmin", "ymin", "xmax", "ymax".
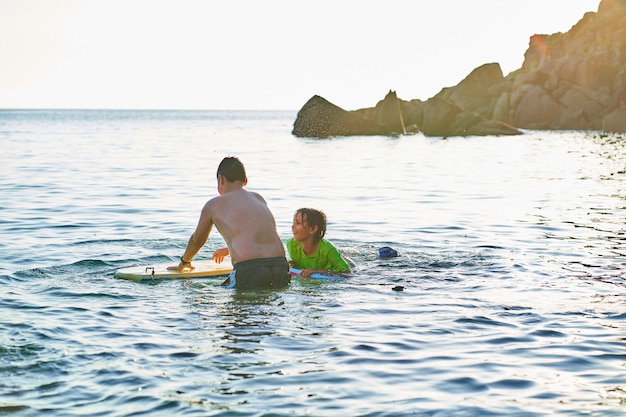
[{"xmin": 205, "ymin": 188, "xmax": 285, "ymax": 263}]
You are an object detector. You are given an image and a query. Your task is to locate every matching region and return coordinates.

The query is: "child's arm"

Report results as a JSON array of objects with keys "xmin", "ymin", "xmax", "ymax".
[{"xmin": 212, "ymin": 247, "xmax": 230, "ymax": 263}]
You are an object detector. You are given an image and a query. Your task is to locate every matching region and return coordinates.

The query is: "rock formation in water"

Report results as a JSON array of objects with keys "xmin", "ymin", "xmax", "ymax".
[{"xmin": 293, "ymin": 0, "xmax": 626, "ymax": 137}]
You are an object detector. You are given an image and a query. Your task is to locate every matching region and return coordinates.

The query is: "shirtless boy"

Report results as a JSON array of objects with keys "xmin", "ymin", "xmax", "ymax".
[{"xmin": 169, "ymin": 156, "xmax": 289, "ymax": 289}]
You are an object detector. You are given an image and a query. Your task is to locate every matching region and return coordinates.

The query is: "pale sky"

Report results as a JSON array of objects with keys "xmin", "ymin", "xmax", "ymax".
[{"xmin": 0, "ymin": 0, "xmax": 600, "ymax": 110}]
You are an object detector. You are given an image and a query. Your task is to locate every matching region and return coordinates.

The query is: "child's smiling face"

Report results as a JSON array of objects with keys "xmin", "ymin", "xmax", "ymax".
[{"xmin": 291, "ymin": 212, "xmax": 317, "ymax": 242}]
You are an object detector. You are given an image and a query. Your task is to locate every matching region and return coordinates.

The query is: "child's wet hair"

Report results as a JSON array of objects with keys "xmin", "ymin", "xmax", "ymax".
[{"xmin": 296, "ymin": 208, "xmax": 327, "ymax": 241}]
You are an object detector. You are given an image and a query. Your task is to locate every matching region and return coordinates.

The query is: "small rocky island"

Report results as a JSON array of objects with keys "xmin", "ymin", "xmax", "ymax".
[{"xmin": 293, "ymin": 0, "xmax": 626, "ymax": 137}]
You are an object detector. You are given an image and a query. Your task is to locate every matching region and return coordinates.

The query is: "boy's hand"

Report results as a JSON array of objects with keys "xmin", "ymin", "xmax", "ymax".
[{"xmin": 167, "ymin": 262, "xmax": 194, "ymax": 271}]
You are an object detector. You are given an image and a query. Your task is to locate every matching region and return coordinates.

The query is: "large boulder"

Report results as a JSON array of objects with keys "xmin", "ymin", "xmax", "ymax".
[
  {"xmin": 421, "ymin": 96, "xmax": 519, "ymax": 137},
  {"xmin": 435, "ymin": 63, "xmax": 506, "ymax": 119},
  {"xmin": 292, "ymin": 95, "xmax": 381, "ymax": 137},
  {"xmin": 603, "ymin": 106, "xmax": 626, "ymax": 133},
  {"xmin": 513, "ymin": 84, "xmax": 564, "ymax": 129}
]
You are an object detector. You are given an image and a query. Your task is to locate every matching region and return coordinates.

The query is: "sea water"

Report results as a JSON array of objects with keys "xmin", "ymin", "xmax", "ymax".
[{"xmin": 1, "ymin": 109, "xmax": 625, "ymax": 416}]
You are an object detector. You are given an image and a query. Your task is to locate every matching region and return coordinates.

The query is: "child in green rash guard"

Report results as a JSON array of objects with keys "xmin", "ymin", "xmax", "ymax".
[{"xmin": 287, "ymin": 208, "xmax": 352, "ymax": 277}]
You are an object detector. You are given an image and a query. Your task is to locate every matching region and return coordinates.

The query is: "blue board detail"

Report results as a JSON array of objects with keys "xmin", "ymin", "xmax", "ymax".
[{"xmin": 289, "ymin": 267, "xmax": 345, "ymax": 281}]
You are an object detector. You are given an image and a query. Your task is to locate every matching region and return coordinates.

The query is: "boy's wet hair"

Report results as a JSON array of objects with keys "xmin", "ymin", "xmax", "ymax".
[
  {"xmin": 217, "ymin": 156, "xmax": 247, "ymax": 182},
  {"xmin": 296, "ymin": 208, "xmax": 327, "ymax": 242}
]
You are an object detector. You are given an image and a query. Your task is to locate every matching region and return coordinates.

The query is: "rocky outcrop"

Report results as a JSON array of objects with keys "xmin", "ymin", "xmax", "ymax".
[
  {"xmin": 292, "ymin": 92, "xmax": 424, "ymax": 137},
  {"xmin": 293, "ymin": 90, "xmax": 519, "ymax": 138},
  {"xmin": 293, "ymin": 0, "xmax": 626, "ymax": 137},
  {"xmin": 504, "ymin": 0, "xmax": 626, "ymax": 132},
  {"xmin": 292, "ymin": 95, "xmax": 382, "ymax": 137}
]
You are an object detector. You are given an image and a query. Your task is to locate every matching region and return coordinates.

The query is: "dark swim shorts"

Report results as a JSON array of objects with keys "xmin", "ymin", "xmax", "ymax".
[{"xmin": 221, "ymin": 257, "xmax": 290, "ymax": 289}]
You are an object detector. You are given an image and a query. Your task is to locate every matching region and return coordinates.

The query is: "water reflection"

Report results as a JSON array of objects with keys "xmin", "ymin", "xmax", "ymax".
[{"xmin": 180, "ymin": 283, "xmax": 340, "ymax": 398}]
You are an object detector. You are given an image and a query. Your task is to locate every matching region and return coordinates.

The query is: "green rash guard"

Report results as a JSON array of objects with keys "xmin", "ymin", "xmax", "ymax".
[{"xmin": 287, "ymin": 238, "xmax": 350, "ymax": 273}]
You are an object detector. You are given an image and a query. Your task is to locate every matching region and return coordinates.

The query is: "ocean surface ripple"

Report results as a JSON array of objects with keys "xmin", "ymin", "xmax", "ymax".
[{"xmin": 1, "ymin": 110, "xmax": 625, "ymax": 416}]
